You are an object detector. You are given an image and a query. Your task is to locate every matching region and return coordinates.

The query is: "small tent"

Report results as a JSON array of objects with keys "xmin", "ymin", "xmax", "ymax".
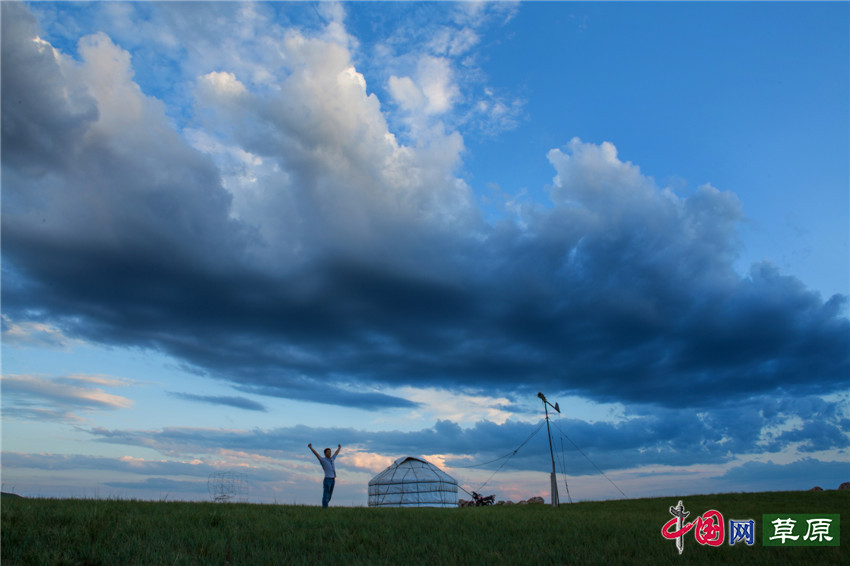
[{"xmin": 368, "ymin": 456, "xmax": 458, "ymax": 508}]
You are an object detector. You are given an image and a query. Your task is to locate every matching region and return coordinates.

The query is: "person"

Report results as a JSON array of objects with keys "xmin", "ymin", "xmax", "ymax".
[{"xmin": 308, "ymin": 443, "xmax": 341, "ymax": 508}]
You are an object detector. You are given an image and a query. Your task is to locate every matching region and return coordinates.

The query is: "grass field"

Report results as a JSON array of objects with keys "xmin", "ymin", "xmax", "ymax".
[{"xmin": 2, "ymin": 490, "xmax": 846, "ymax": 565}]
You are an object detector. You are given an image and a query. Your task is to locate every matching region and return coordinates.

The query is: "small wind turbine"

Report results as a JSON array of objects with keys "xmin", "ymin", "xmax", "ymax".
[{"xmin": 538, "ymin": 392, "xmax": 560, "ymax": 507}]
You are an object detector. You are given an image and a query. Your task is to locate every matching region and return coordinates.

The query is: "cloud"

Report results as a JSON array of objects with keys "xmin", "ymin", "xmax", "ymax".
[
  {"xmin": 1, "ymin": 452, "xmax": 212, "ymax": 477},
  {"xmin": 713, "ymin": 458, "xmax": 850, "ymax": 492},
  {"xmin": 357, "ymin": 1, "xmax": 523, "ymax": 137},
  {"xmin": 85, "ymin": 392, "xmax": 848, "ymax": 476},
  {"xmin": 394, "ymin": 387, "xmax": 517, "ymax": 425},
  {"xmin": 416, "ymin": 55, "xmax": 459, "ymax": 115},
  {"xmin": 168, "ymin": 392, "xmax": 268, "ymax": 412},
  {"xmin": 2, "ymin": 374, "xmax": 134, "ymax": 422},
  {"xmin": 1, "ymin": 314, "xmax": 79, "ymax": 350},
  {"xmin": 1, "ymin": 448, "xmax": 365, "ymax": 502},
  {"xmin": 388, "ymin": 75, "xmax": 426, "ymax": 112},
  {"xmin": 1, "ymin": 407, "xmax": 84, "ymax": 424},
  {"xmin": 102, "ymin": 477, "xmax": 209, "ymax": 494},
  {"xmin": 0, "ymin": 451, "xmax": 285, "ymax": 500},
  {"xmin": 1, "ymin": 2, "xmax": 240, "ymax": 351},
  {"xmin": 767, "ymin": 419, "xmax": 850, "ymax": 453},
  {"xmin": 2, "ymin": 0, "xmax": 847, "ymax": 428},
  {"xmin": 198, "ymin": 70, "xmax": 248, "ymax": 98}
]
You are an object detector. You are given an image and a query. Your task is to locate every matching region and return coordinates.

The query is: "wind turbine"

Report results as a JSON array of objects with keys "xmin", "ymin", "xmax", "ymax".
[{"xmin": 538, "ymin": 392, "xmax": 560, "ymax": 507}]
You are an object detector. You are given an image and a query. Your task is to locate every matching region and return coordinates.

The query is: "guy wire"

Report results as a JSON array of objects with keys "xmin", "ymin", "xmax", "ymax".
[{"xmin": 552, "ymin": 420, "xmax": 627, "ymax": 499}]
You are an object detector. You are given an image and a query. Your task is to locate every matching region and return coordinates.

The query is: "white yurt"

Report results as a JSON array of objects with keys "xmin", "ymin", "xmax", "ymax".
[{"xmin": 368, "ymin": 456, "xmax": 458, "ymax": 508}]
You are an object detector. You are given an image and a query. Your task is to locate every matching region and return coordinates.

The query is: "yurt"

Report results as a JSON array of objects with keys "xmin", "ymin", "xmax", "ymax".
[{"xmin": 368, "ymin": 456, "xmax": 458, "ymax": 508}]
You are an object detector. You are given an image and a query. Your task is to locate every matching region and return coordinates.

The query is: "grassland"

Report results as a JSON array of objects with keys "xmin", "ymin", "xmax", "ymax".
[{"xmin": 2, "ymin": 490, "xmax": 846, "ymax": 565}]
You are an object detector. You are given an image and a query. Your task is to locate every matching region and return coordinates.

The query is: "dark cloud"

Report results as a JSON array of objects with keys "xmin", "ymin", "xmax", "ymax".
[
  {"xmin": 2, "ymin": 1, "xmax": 847, "ymax": 424},
  {"xmin": 713, "ymin": 458, "xmax": 850, "ymax": 492},
  {"xmin": 234, "ymin": 382, "xmax": 419, "ymax": 410},
  {"xmin": 169, "ymin": 392, "xmax": 268, "ymax": 412},
  {"xmin": 0, "ymin": 3, "xmax": 98, "ymax": 177},
  {"xmin": 85, "ymin": 393, "xmax": 849, "ymax": 475},
  {"xmin": 768, "ymin": 420, "xmax": 850, "ymax": 454}
]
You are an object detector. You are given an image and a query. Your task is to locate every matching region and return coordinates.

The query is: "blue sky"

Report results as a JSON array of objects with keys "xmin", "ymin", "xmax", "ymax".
[{"xmin": 2, "ymin": 1, "xmax": 848, "ymax": 505}]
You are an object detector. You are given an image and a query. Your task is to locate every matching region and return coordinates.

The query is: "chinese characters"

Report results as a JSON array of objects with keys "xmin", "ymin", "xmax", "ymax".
[{"xmin": 662, "ymin": 504, "xmax": 840, "ymax": 553}]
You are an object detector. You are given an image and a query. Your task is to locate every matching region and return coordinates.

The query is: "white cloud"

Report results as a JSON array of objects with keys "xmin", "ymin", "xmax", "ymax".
[
  {"xmin": 1, "ymin": 373, "xmax": 135, "ymax": 420},
  {"xmin": 342, "ymin": 451, "xmax": 395, "ymax": 474},
  {"xmin": 545, "ymin": 137, "xmax": 743, "ymax": 273},
  {"xmin": 388, "ymin": 75, "xmax": 426, "ymax": 112},
  {"xmin": 73, "ymin": 32, "xmax": 158, "ymax": 134},
  {"xmin": 548, "ymin": 138, "xmax": 656, "ymax": 207},
  {"xmin": 364, "ymin": 3, "xmax": 519, "ymax": 137},
  {"xmin": 395, "ymin": 386, "xmax": 518, "ymax": 426},
  {"xmin": 1, "ymin": 315, "xmax": 79, "ymax": 350},
  {"xmin": 426, "ymin": 26, "xmax": 480, "ymax": 57},
  {"xmin": 199, "ymin": 71, "xmax": 247, "ymax": 97},
  {"xmin": 418, "ymin": 56, "xmax": 459, "ymax": 115},
  {"xmin": 32, "ymin": 35, "xmax": 60, "ymax": 59},
  {"xmin": 179, "ymin": 20, "xmax": 475, "ymax": 271}
]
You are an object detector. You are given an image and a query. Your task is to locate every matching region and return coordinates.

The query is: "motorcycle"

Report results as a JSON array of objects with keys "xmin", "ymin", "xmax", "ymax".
[{"xmin": 471, "ymin": 491, "xmax": 495, "ymax": 506}]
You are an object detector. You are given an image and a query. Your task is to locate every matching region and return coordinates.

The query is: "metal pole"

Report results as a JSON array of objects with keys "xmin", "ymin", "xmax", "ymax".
[{"xmin": 542, "ymin": 396, "xmax": 559, "ymax": 507}]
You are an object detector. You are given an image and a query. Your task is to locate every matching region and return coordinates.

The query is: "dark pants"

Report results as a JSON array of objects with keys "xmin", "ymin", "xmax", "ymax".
[{"xmin": 322, "ymin": 477, "xmax": 335, "ymax": 508}]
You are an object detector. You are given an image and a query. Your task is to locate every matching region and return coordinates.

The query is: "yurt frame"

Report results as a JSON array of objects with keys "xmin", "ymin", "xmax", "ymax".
[{"xmin": 368, "ymin": 456, "xmax": 458, "ymax": 508}]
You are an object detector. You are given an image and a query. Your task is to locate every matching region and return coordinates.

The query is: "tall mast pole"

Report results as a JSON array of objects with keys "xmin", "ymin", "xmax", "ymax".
[{"xmin": 538, "ymin": 392, "xmax": 559, "ymax": 508}]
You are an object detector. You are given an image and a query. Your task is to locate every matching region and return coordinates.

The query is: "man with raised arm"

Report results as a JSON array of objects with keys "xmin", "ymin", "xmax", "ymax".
[{"xmin": 308, "ymin": 443, "xmax": 341, "ymax": 508}]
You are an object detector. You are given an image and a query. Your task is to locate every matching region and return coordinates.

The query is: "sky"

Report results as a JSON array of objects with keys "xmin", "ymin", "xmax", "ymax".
[{"xmin": 2, "ymin": 0, "xmax": 848, "ymax": 506}]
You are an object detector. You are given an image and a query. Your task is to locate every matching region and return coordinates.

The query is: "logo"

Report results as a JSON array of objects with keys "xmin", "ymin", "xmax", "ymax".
[
  {"xmin": 662, "ymin": 500, "xmax": 730, "ymax": 554},
  {"xmin": 762, "ymin": 514, "xmax": 840, "ymax": 547},
  {"xmin": 662, "ymin": 502, "xmax": 840, "ymax": 554}
]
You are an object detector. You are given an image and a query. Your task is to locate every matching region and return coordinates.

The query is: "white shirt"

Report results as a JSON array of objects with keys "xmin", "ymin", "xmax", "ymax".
[{"xmin": 319, "ymin": 455, "xmax": 336, "ymax": 478}]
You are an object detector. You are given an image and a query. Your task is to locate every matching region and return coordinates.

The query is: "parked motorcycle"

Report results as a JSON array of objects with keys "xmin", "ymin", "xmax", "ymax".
[{"xmin": 471, "ymin": 491, "xmax": 495, "ymax": 506}]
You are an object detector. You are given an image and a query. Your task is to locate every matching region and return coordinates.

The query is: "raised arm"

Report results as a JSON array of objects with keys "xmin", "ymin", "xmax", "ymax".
[
  {"xmin": 308, "ymin": 443, "xmax": 321, "ymax": 460},
  {"xmin": 333, "ymin": 444, "xmax": 341, "ymax": 458}
]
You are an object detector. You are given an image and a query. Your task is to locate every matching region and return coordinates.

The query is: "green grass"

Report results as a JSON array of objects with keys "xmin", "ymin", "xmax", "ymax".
[{"xmin": 2, "ymin": 491, "xmax": 846, "ymax": 565}]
